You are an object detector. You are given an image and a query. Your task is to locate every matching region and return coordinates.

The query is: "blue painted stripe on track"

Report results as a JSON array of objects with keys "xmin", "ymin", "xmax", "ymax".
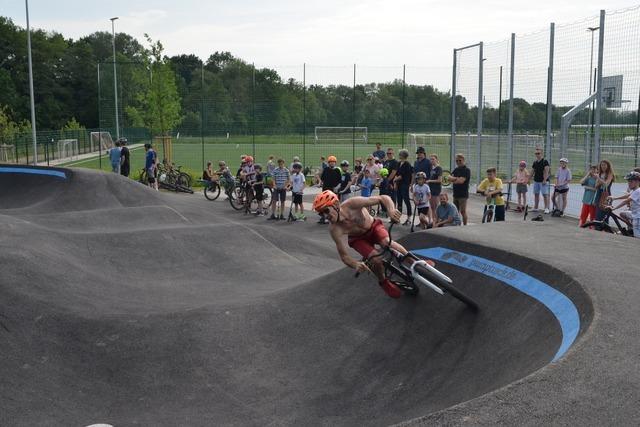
[
  {"xmin": 0, "ymin": 167, "xmax": 67, "ymax": 179},
  {"xmin": 414, "ymin": 247, "xmax": 580, "ymax": 362}
]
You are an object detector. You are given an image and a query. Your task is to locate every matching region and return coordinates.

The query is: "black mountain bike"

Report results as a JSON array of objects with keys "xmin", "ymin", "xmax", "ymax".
[
  {"xmin": 356, "ymin": 223, "xmax": 478, "ymax": 309},
  {"xmin": 581, "ymin": 207, "xmax": 634, "ymax": 237}
]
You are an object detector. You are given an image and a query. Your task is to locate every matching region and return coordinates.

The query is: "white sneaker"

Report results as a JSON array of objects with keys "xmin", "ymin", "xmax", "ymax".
[{"xmin": 544, "ymin": 208, "xmax": 550, "ymax": 214}]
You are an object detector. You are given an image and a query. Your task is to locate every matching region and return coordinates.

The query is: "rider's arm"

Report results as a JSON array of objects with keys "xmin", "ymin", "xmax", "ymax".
[
  {"xmin": 330, "ymin": 227, "xmax": 360, "ymax": 270},
  {"xmin": 611, "ymin": 196, "xmax": 631, "ymax": 211}
]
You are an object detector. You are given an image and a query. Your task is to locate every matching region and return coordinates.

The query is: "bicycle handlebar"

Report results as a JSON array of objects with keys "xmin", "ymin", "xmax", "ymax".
[{"xmin": 354, "ymin": 222, "xmax": 396, "ymax": 278}]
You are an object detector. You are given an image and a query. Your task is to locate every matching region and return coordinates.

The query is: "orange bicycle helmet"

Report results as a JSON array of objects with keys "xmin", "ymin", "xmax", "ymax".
[
  {"xmin": 245, "ymin": 155, "xmax": 254, "ymax": 163},
  {"xmin": 327, "ymin": 155, "xmax": 337, "ymax": 163},
  {"xmin": 313, "ymin": 190, "xmax": 339, "ymax": 212}
]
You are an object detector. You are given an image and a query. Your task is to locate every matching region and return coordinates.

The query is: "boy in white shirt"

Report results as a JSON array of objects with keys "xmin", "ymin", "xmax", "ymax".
[
  {"xmin": 290, "ymin": 163, "xmax": 306, "ymax": 221},
  {"xmin": 412, "ymin": 172, "xmax": 432, "ymax": 229},
  {"xmin": 609, "ymin": 171, "xmax": 640, "ymax": 238}
]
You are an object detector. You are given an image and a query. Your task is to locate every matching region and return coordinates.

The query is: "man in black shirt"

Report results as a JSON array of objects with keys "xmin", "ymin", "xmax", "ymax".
[
  {"xmin": 119, "ymin": 138, "xmax": 130, "ymax": 177},
  {"xmin": 319, "ymin": 155, "xmax": 342, "ymax": 223},
  {"xmin": 531, "ymin": 148, "xmax": 551, "ymax": 213},
  {"xmin": 383, "ymin": 147, "xmax": 399, "ymax": 206},
  {"xmin": 449, "ymin": 153, "xmax": 471, "ymax": 225}
]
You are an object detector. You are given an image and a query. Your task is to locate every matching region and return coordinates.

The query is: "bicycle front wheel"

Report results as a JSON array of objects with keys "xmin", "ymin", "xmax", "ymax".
[
  {"xmin": 229, "ymin": 186, "xmax": 246, "ymax": 210},
  {"xmin": 204, "ymin": 182, "xmax": 221, "ymax": 201},
  {"xmin": 414, "ymin": 263, "xmax": 478, "ymax": 310}
]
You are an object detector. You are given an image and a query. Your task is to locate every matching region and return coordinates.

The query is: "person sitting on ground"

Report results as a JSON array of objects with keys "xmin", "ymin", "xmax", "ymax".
[
  {"xmin": 252, "ymin": 164, "xmax": 266, "ymax": 216},
  {"xmin": 510, "ymin": 160, "xmax": 530, "ymax": 212},
  {"xmin": 337, "ymin": 160, "xmax": 352, "ymax": 201},
  {"xmin": 290, "ymin": 163, "xmax": 306, "ymax": 221},
  {"xmin": 579, "ymin": 164, "xmax": 599, "ymax": 226},
  {"xmin": 434, "ymin": 193, "xmax": 462, "ymax": 227},
  {"xmin": 552, "ymin": 158, "xmax": 572, "ymax": 216},
  {"xmin": 119, "ymin": 138, "xmax": 130, "ymax": 177},
  {"xmin": 109, "ymin": 140, "xmax": 122, "ymax": 174},
  {"xmin": 607, "ymin": 171, "xmax": 640, "ymax": 238},
  {"xmin": 477, "ymin": 167, "xmax": 506, "ymax": 222},
  {"xmin": 312, "ymin": 190, "xmax": 426, "ymax": 298},
  {"xmin": 269, "ymin": 159, "xmax": 290, "ymax": 220},
  {"xmin": 318, "ymin": 155, "xmax": 342, "ymax": 223},
  {"xmin": 360, "ymin": 169, "xmax": 374, "ymax": 198},
  {"xmin": 412, "ymin": 171, "xmax": 432, "ymax": 229}
]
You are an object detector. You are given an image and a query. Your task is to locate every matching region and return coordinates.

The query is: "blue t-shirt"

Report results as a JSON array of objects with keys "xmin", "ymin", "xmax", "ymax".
[
  {"xmin": 373, "ymin": 149, "xmax": 385, "ymax": 161},
  {"xmin": 361, "ymin": 177, "xmax": 373, "ymax": 197},
  {"xmin": 414, "ymin": 157, "xmax": 432, "ymax": 178},
  {"xmin": 436, "ymin": 203, "xmax": 461, "ymax": 225},
  {"xmin": 582, "ymin": 176, "xmax": 598, "ymax": 205},
  {"xmin": 145, "ymin": 150, "xmax": 155, "ymax": 169},
  {"xmin": 109, "ymin": 147, "xmax": 121, "ymax": 164}
]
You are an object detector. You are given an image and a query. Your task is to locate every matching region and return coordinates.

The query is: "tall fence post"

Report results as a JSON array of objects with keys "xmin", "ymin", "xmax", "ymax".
[
  {"xmin": 303, "ymin": 63, "xmax": 306, "ymax": 168},
  {"xmin": 508, "ymin": 33, "xmax": 515, "ymax": 180},
  {"xmin": 451, "ymin": 49, "xmax": 457, "ymax": 172},
  {"xmin": 497, "ymin": 66, "xmax": 503, "ymax": 171},
  {"xmin": 200, "ymin": 62, "xmax": 205, "ymax": 172},
  {"xmin": 97, "ymin": 62, "xmax": 102, "ymax": 170},
  {"xmin": 545, "ymin": 23, "xmax": 555, "ymax": 161},
  {"xmin": 402, "ymin": 64, "xmax": 406, "ymax": 148},
  {"xmin": 594, "ymin": 10, "xmax": 606, "ymax": 165},
  {"xmin": 635, "ymin": 85, "xmax": 639, "ymax": 168},
  {"xmin": 477, "ymin": 41, "xmax": 484, "ymax": 184},
  {"xmin": 352, "ymin": 63, "xmax": 356, "ymax": 164},
  {"xmin": 251, "ymin": 63, "xmax": 256, "ymax": 158}
]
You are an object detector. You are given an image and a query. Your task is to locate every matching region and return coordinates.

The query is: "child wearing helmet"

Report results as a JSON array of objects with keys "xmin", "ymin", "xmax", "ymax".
[
  {"xmin": 312, "ymin": 190, "xmax": 413, "ymax": 298},
  {"xmin": 510, "ymin": 160, "xmax": 530, "ymax": 212},
  {"xmin": 608, "ymin": 171, "xmax": 640, "ymax": 237},
  {"xmin": 412, "ymin": 171, "xmax": 432, "ymax": 229}
]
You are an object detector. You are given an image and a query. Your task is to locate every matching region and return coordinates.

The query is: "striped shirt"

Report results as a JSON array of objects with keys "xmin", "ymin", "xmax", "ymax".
[{"xmin": 272, "ymin": 167, "xmax": 290, "ymax": 189}]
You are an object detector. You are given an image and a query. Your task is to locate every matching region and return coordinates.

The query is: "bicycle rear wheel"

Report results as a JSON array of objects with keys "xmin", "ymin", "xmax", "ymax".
[
  {"xmin": 414, "ymin": 263, "xmax": 478, "ymax": 310},
  {"xmin": 204, "ymin": 182, "xmax": 221, "ymax": 201},
  {"xmin": 581, "ymin": 221, "xmax": 614, "ymax": 233},
  {"xmin": 177, "ymin": 172, "xmax": 192, "ymax": 188},
  {"xmin": 229, "ymin": 186, "xmax": 245, "ymax": 210}
]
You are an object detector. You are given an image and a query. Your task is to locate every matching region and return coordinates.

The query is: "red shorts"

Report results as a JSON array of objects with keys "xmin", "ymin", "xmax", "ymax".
[{"xmin": 348, "ymin": 219, "xmax": 389, "ymax": 258}]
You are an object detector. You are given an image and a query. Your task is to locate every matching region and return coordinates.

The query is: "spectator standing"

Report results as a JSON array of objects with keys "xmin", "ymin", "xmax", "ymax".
[
  {"xmin": 435, "ymin": 193, "xmax": 462, "ymax": 227},
  {"xmin": 394, "ymin": 149, "xmax": 414, "ymax": 225},
  {"xmin": 532, "ymin": 148, "xmax": 551, "ymax": 214},
  {"xmin": 290, "ymin": 156, "xmax": 301, "ymax": 171},
  {"xmin": 552, "ymin": 158, "xmax": 572, "ymax": 216},
  {"xmin": 269, "ymin": 159, "xmax": 290, "ymax": 220},
  {"xmin": 253, "ymin": 164, "xmax": 266, "ymax": 216},
  {"xmin": 290, "ymin": 163, "xmax": 306, "ymax": 221},
  {"xmin": 413, "ymin": 146, "xmax": 432, "ymax": 184},
  {"xmin": 337, "ymin": 160, "xmax": 352, "ymax": 201},
  {"xmin": 579, "ymin": 164, "xmax": 599, "ymax": 226},
  {"xmin": 383, "ymin": 148, "xmax": 399, "ymax": 205},
  {"xmin": 143, "ymin": 143, "xmax": 158, "ymax": 190},
  {"xmin": 426, "ymin": 154, "xmax": 443, "ymax": 225},
  {"xmin": 360, "ymin": 169, "xmax": 374, "ymax": 197},
  {"xmin": 477, "ymin": 167, "xmax": 506, "ymax": 222},
  {"xmin": 450, "ymin": 154, "xmax": 471, "ymax": 225},
  {"xmin": 364, "ymin": 155, "xmax": 382, "ymax": 190},
  {"xmin": 594, "ymin": 159, "xmax": 616, "ymax": 221},
  {"xmin": 266, "ymin": 155, "xmax": 276, "ymax": 176},
  {"xmin": 119, "ymin": 138, "xmax": 130, "ymax": 177},
  {"xmin": 353, "ymin": 157, "xmax": 364, "ymax": 185},
  {"xmin": 510, "ymin": 160, "xmax": 530, "ymax": 212},
  {"xmin": 109, "ymin": 141, "xmax": 122, "ymax": 174},
  {"xmin": 412, "ymin": 171, "xmax": 432, "ymax": 229},
  {"xmin": 318, "ymin": 155, "xmax": 341, "ymax": 223},
  {"xmin": 373, "ymin": 142, "xmax": 385, "ymax": 162}
]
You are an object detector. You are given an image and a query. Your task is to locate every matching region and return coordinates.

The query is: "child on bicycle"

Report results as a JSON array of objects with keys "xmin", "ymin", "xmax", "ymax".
[
  {"xmin": 477, "ymin": 167, "xmax": 505, "ymax": 222},
  {"xmin": 607, "ymin": 171, "xmax": 640, "ymax": 238},
  {"xmin": 290, "ymin": 162, "xmax": 306, "ymax": 221},
  {"xmin": 252, "ymin": 164, "xmax": 266, "ymax": 216},
  {"xmin": 412, "ymin": 171, "xmax": 432, "ymax": 229}
]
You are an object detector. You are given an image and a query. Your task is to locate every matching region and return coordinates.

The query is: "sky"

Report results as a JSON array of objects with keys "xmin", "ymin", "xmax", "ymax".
[{"xmin": 3, "ymin": 0, "xmax": 640, "ymax": 105}]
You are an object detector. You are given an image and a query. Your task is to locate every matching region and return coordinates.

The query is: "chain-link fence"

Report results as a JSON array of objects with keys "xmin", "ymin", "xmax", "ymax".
[{"xmin": 4, "ymin": 6, "xmax": 640, "ymax": 216}]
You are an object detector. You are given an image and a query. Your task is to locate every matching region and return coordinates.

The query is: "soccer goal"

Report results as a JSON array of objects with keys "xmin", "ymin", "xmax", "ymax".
[
  {"xmin": 314, "ymin": 127, "xmax": 368, "ymax": 144},
  {"xmin": 406, "ymin": 133, "xmax": 451, "ymax": 155},
  {"xmin": 90, "ymin": 131, "xmax": 114, "ymax": 153}
]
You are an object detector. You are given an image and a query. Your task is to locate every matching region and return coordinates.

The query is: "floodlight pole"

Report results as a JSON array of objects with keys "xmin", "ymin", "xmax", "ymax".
[
  {"xmin": 26, "ymin": 0, "xmax": 37, "ymax": 165},
  {"xmin": 507, "ymin": 33, "xmax": 515, "ymax": 181},
  {"xmin": 545, "ymin": 23, "xmax": 555, "ymax": 161},
  {"xmin": 450, "ymin": 49, "xmax": 457, "ymax": 172},
  {"xmin": 110, "ymin": 17, "xmax": 120, "ymax": 140},
  {"xmin": 587, "ymin": 26, "xmax": 599, "ymax": 165},
  {"xmin": 593, "ymin": 10, "xmax": 605, "ymax": 165}
]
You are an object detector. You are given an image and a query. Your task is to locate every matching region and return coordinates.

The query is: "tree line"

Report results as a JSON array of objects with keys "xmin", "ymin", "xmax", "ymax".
[{"xmin": 1, "ymin": 15, "xmax": 636, "ymax": 142}]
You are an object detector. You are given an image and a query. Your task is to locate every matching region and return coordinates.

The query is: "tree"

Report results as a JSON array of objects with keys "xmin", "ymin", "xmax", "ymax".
[{"xmin": 126, "ymin": 35, "xmax": 181, "ymax": 137}]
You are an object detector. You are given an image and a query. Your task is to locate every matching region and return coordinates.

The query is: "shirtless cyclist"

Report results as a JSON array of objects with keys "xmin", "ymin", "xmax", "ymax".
[{"xmin": 313, "ymin": 189, "xmax": 412, "ymax": 298}]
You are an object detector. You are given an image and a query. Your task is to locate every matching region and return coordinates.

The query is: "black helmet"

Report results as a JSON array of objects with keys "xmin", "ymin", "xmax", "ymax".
[
  {"xmin": 624, "ymin": 171, "xmax": 640, "ymax": 181},
  {"xmin": 340, "ymin": 160, "xmax": 349, "ymax": 167}
]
